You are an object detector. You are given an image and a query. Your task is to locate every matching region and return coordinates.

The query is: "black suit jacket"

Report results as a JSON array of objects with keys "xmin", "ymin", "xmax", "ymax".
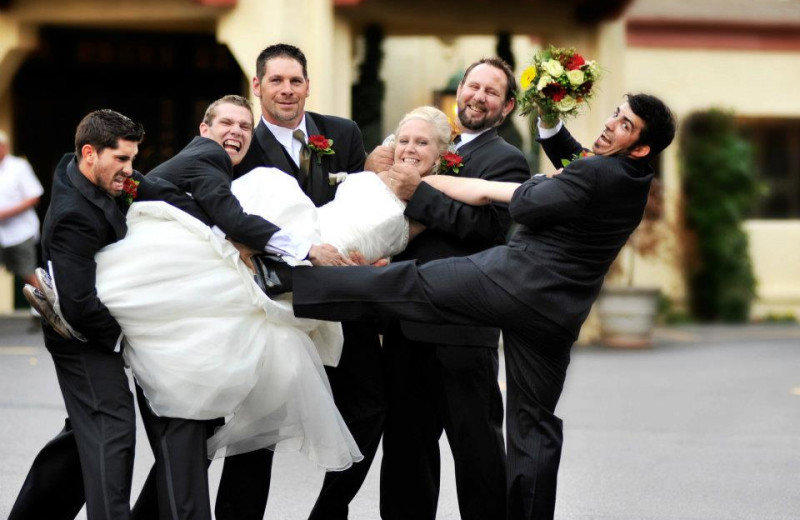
[
  {"xmin": 395, "ymin": 129, "xmax": 530, "ymax": 346},
  {"xmin": 40, "ymin": 153, "xmax": 213, "ymax": 351},
  {"xmin": 235, "ymin": 112, "xmax": 366, "ymax": 207},
  {"xmin": 147, "ymin": 136, "xmax": 280, "ymax": 251},
  {"xmin": 470, "ymin": 125, "xmax": 654, "ymax": 337},
  {"xmin": 41, "ymin": 154, "xmax": 126, "ymax": 351}
]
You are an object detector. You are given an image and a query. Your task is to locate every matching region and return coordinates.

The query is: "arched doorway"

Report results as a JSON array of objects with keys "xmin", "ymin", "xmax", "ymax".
[{"xmin": 10, "ymin": 26, "xmax": 245, "ymax": 307}]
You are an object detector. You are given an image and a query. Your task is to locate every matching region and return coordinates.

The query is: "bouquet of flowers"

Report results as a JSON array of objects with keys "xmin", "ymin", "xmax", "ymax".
[{"xmin": 517, "ymin": 46, "xmax": 601, "ymax": 126}]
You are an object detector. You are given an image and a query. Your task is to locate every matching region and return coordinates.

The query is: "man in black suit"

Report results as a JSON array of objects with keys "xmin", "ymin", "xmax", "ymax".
[
  {"xmin": 270, "ymin": 93, "xmax": 675, "ymax": 520},
  {"xmin": 9, "ymin": 110, "xmax": 146, "ymax": 520},
  {"xmin": 215, "ymin": 43, "xmax": 380, "ymax": 520},
  {"xmin": 367, "ymin": 58, "xmax": 529, "ymax": 520},
  {"xmin": 10, "ymin": 106, "xmax": 258, "ymax": 520},
  {"xmin": 128, "ymin": 94, "xmax": 353, "ymax": 520}
]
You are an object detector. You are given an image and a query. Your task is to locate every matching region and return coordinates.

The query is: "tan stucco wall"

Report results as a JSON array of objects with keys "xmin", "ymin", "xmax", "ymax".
[
  {"xmin": 626, "ymin": 46, "xmax": 800, "ymax": 318},
  {"xmin": 218, "ymin": 0, "xmax": 352, "ymax": 117},
  {"xmin": 745, "ymin": 221, "xmax": 800, "ymax": 317}
]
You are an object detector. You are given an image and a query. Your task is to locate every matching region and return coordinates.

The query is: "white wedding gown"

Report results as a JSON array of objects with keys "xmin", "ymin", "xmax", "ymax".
[{"xmin": 94, "ymin": 168, "xmax": 408, "ymax": 470}]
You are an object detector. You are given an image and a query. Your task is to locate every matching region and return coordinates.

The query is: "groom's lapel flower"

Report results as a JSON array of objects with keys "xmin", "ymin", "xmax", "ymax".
[
  {"xmin": 439, "ymin": 151, "xmax": 464, "ymax": 175},
  {"xmin": 560, "ymin": 149, "xmax": 593, "ymax": 167},
  {"xmin": 307, "ymin": 134, "xmax": 335, "ymax": 164},
  {"xmin": 122, "ymin": 177, "xmax": 140, "ymax": 205}
]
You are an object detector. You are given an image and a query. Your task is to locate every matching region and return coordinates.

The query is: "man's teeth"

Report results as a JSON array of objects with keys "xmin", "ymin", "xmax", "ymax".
[
  {"xmin": 402, "ymin": 158, "xmax": 419, "ymax": 164},
  {"xmin": 223, "ymin": 140, "xmax": 241, "ymax": 151}
]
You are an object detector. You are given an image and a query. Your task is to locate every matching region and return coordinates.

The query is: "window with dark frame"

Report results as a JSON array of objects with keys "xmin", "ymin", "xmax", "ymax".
[{"xmin": 739, "ymin": 118, "xmax": 800, "ymax": 219}]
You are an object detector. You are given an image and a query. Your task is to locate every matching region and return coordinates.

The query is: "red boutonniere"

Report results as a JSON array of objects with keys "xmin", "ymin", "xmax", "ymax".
[
  {"xmin": 560, "ymin": 149, "xmax": 593, "ymax": 167},
  {"xmin": 122, "ymin": 177, "xmax": 140, "ymax": 205},
  {"xmin": 307, "ymin": 134, "xmax": 335, "ymax": 164},
  {"xmin": 438, "ymin": 151, "xmax": 464, "ymax": 175}
]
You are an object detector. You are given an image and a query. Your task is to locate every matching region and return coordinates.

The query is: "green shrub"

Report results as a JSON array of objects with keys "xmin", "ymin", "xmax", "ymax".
[{"xmin": 680, "ymin": 109, "xmax": 761, "ymax": 322}]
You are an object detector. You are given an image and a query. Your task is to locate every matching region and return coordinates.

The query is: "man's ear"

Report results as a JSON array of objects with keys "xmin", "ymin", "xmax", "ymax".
[
  {"xmin": 252, "ymin": 76, "xmax": 262, "ymax": 98},
  {"xmin": 501, "ymin": 97, "xmax": 515, "ymax": 119},
  {"xmin": 199, "ymin": 122, "xmax": 210, "ymax": 138},
  {"xmin": 628, "ymin": 144, "xmax": 650, "ymax": 159},
  {"xmin": 80, "ymin": 144, "xmax": 96, "ymax": 164}
]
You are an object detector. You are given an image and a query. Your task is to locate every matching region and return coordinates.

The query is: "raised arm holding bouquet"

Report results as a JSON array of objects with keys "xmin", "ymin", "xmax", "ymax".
[{"xmin": 518, "ymin": 46, "xmax": 601, "ymax": 127}]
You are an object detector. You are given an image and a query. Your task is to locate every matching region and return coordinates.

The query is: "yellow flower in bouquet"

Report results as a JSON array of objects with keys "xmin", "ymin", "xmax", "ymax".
[
  {"xmin": 518, "ymin": 46, "xmax": 601, "ymax": 126},
  {"xmin": 520, "ymin": 66, "xmax": 537, "ymax": 90}
]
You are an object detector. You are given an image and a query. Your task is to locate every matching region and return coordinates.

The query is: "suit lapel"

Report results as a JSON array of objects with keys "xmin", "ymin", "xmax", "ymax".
[
  {"xmin": 455, "ymin": 129, "xmax": 499, "ymax": 178},
  {"xmin": 457, "ymin": 129, "xmax": 498, "ymax": 164},
  {"xmin": 66, "ymin": 157, "xmax": 127, "ymax": 240},
  {"xmin": 254, "ymin": 121, "xmax": 295, "ymax": 175},
  {"xmin": 304, "ymin": 114, "xmax": 330, "ymax": 206}
]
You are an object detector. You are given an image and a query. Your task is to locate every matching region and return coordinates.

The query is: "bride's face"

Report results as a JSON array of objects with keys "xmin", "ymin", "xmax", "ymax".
[{"xmin": 394, "ymin": 119, "xmax": 440, "ymax": 177}]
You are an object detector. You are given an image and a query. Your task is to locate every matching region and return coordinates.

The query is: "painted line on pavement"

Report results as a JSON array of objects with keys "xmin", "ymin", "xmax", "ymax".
[{"xmin": 0, "ymin": 346, "xmax": 38, "ymax": 355}]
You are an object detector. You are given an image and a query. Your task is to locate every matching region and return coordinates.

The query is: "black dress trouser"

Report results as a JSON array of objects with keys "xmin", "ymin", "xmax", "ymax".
[
  {"xmin": 9, "ymin": 342, "xmax": 136, "ymax": 520},
  {"xmin": 293, "ymin": 258, "xmax": 574, "ymax": 520},
  {"xmin": 130, "ymin": 384, "xmax": 218, "ymax": 520},
  {"xmin": 379, "ymin": 331, "xmax": 506, "ymax": 520},
  {"xmin": 215, "ymin": 321, "xmax": 387, "ymax": 520}
]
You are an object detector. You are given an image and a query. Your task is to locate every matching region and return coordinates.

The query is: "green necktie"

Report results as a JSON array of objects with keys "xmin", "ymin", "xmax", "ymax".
[{"xmin": 292, "ymin": 129, "xmax": 311, "ymax": 181}]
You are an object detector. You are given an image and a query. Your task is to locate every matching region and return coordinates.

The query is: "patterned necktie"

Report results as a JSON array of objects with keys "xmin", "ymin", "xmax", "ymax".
[{"xmin": 292, "ymin": 129, "xmax": 311, "ymax": 180}]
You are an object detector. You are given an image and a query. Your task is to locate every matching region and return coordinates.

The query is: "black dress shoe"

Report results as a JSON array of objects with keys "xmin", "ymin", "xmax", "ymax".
[{"xmin": 252, "ymin": 255, "xmax": 292, "ymax": 297}]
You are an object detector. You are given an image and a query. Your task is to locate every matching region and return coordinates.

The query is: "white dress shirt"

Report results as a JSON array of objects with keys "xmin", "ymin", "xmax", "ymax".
[
  {"xmin": 263, "ymin": 116, "xmax": 309, "ymax": 168},
  {"xmin": 453, "ymin": 127, "xmax": 492, "ymax": 150},
  {"xmin": 260, "ymin": 115, "xmax": 314, "ymax": 261}
]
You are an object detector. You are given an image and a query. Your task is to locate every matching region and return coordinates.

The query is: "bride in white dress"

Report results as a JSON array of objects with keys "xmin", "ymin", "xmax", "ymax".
[{"xmin": 92, "ymin": 105, "xmax": 452, "ymax": 470}]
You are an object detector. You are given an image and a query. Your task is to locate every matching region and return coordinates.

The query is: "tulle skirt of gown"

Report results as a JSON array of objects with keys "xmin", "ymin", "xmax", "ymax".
[{"xmin": 94, "ymin": 168, "xmax": 407, "ymax": 470}]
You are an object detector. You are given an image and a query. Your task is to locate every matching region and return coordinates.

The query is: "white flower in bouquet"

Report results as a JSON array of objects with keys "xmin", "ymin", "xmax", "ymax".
[
  {"xmin": 556, "ymin": 96, "xmax": 577, "ymax": 112},
  {"xmin": 542, "ymin": 59, "xmax": 564, "ymax": 78},
  {"xmin": 566, "ymin": 69, "xmax": 585, "ymax": 87},
  {"xmin": 537, "ymin": 74, "xmax": 553, "ymax": 91}
]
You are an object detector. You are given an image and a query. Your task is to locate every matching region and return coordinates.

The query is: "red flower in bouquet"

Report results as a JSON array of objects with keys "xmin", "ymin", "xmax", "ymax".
[
  {"xmin": 438, "ymin": 151, "xmax": 464, "ymax": 175},
  {"xmin": 543, "ymin": 83, "xmax": 567, "ymax": 102},
  {"xmin": 565, "ymin": 54, "xmax": 586, "ymax": 71},
  {"xmin": 122, "ymin": 177, "xmax": 140, "ymax": 205}
]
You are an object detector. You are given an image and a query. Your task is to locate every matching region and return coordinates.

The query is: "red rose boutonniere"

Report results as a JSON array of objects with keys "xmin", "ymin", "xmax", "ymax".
[
  {"xmin": 122, "ymin": 177, "xmax": 140, "ymax": 205},
  {"xmin": 307, "ymin": 134, "xmax": 335, "ymax": 164},
  {"xmin": 438, "ymin": 151, "xmax": 464, "ymax": 175},
  {"xmin": 560, "ymin": 149, "xmax": 593, "ymax": 167}
]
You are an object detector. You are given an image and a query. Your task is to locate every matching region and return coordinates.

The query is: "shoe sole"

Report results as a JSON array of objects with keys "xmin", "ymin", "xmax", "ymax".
[
  {"xmin": 23, "ymin": 285, "xmax": 72, "ymax": 339},
  {"xmin": 34, "ymin": 267, "xmax": 57, "ymax": 307}
]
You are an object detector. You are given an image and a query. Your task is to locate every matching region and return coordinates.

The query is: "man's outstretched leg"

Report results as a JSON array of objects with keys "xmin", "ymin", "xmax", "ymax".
[
  {"xmin": 291, "ymin": 260, "xmax": 460, "ymax": 324},
  {"xmin": 8, "ymin": 419, "xmax": 85, "ymax": 520}
]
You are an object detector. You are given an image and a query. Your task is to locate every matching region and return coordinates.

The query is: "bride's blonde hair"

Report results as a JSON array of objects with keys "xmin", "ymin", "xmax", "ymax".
[
  {"xmin": 386, "ymin": 106, "xmax": 452, "ymax": 155},
  {"xmin": 382, "ymin": 106, "xmax": 453, "ymax": 175}
]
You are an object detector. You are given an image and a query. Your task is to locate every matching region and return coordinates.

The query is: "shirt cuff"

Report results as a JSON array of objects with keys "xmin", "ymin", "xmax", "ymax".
[
  {"xmin": 537, "ymin": 119, "xmax": 563, "ymax": 139},
  {"xmin": 266, "ymin": 230, "xmax": 311, "ymax": 261}
]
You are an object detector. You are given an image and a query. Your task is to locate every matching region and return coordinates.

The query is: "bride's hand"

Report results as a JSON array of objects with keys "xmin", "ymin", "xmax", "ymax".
[{"xmin": 308, "ymin": 243, "xmax": 356, "ymax": 266}]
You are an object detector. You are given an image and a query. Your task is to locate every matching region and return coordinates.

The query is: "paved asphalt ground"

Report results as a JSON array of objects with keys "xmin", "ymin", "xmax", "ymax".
[{"xmin": 1, "ymin": 315, "xmax": 799, "ymax": 519}]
